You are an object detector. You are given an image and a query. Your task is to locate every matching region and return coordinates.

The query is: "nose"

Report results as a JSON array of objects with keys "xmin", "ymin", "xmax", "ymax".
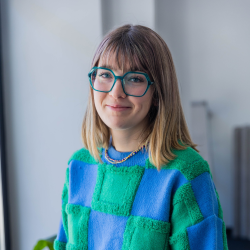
[{"xmin": 109, "ymin": 78, "xmax": 126, "ymax": 99}]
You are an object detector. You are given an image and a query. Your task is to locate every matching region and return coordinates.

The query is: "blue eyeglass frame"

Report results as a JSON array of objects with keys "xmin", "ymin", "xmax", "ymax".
[{"xmin": 88, "ymin": 66, "xmax": 154, "ymax": 97}]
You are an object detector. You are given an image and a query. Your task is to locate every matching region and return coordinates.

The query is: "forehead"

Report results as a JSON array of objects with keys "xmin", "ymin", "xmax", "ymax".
[{"xmin": 97, "ymin": 50, "xmax": 144, "ymax": 73}]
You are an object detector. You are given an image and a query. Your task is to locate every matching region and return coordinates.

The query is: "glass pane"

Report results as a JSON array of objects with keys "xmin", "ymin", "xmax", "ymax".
[
  {"xmin": 92, "ymin": 69, "xmax": 114, "ymax": 91},
  {"xmin": 124, "ymin": 73, "xmax": 148, "ymax": 96}
]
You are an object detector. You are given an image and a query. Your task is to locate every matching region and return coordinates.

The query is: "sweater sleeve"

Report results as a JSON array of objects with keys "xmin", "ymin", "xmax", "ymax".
[
  {"xmin": 54, "ymin": 167, "xmax": 69, "ymax": 250},
  {"xmin": 168, "ymin": 162, "xmax": 228, "ymax": 250}
]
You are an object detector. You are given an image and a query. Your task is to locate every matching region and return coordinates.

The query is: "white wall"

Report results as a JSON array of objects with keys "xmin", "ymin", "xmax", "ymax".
[
  {"xmin": 3, "ymin": 1, "xmax": 102, "ymax": 249},
  {"xmin": 156, "ymin": 1, "xmax": 250, "ymax": 228},
  {"xmin": 101, "ymin": 0, "xmax": 155, "ymax": 35}
]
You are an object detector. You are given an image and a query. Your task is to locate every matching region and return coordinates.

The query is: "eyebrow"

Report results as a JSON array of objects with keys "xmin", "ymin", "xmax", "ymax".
[
  {"xmin": 99, "ymin": 64, "xmax": 117, "ymax": 71},
  {"xmin": 98, "ymin": 64, "xmax": 144, "ymax": 73}
]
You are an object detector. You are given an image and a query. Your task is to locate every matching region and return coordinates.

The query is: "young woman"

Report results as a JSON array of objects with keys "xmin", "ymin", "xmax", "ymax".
[{"xmin": 54, "ymin": 24, "xmax": 228, "ymax": 250}]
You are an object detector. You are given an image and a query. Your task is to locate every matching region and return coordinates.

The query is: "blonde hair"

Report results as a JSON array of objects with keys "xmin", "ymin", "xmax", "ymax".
[{"xmin": 81, "ymin": 24, "xmax": 199, "ymax": 171}]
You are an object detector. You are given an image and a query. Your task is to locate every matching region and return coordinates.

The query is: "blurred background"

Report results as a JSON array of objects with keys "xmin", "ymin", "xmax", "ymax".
[{"xmin": 0, "ymin": 0, "xmax": 250, "ymax": 249}]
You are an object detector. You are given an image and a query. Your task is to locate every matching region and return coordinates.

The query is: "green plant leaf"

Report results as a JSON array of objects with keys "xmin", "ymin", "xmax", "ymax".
[{"xmin": 33, "ymin": 239, "xmax": 54, "ymax": 250}]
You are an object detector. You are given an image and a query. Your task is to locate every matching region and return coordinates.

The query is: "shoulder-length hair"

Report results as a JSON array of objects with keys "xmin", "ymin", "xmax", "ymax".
[{"xmin": 81, "ymin": 24, "xmax": 199, "ymax": 171}]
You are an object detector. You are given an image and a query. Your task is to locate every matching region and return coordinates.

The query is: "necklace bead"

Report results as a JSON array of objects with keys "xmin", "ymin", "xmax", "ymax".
[{"xmin": 105, "ymin": 143, "xmax": 148, "ymax": 164}]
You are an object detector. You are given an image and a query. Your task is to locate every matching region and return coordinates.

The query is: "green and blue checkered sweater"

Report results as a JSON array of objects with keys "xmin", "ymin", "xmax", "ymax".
[{"xmin": 54, "ymin": 141, "xmax": 228, "ymax": 250}]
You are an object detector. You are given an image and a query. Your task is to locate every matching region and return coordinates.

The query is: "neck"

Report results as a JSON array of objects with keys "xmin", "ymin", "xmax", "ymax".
[
  {"xmin": 111, "ymin": 138, "xmax": 139, "ymax": 152},
  {"xmin": 110, "ymin": 129, "xmax": 145, "ymax": 153}
]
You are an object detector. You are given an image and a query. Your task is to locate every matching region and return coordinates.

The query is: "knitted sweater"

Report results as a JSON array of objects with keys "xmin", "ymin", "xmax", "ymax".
[{"xmin": 54, "ymin": 142, "xmax": 228, "ymax": 250}]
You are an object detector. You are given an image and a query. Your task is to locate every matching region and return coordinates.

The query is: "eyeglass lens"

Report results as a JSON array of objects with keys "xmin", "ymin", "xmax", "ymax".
[{"xmin": 91, "ymin": 68, "xmax": 148, "ymax": 96}]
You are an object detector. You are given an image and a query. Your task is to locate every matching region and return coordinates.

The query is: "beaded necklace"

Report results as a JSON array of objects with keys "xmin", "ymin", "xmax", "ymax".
[{"xmin": 105, "ymin": 142, "xmax": 148, "ymax": 164}]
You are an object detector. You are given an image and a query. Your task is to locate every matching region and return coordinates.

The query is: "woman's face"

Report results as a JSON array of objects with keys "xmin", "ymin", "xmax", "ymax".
[{"xmin": 93, "ymin": 55, "xmax": 154, "ymax": 135}]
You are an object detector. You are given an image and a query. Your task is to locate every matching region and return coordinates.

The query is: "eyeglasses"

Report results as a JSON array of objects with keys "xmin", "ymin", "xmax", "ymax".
[{"xmin": 88, "ymin": 67, "xmax": 154, "ymax": 97}]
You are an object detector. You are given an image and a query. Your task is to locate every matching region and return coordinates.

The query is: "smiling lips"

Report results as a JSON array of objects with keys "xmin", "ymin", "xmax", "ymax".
[
  {"xmin": 107, "ymin": 105, "xmax": 131, "ymax": 111},
  {"xmin": 108, "ymin": 104, "xmax": 130, "ymax": 108}
]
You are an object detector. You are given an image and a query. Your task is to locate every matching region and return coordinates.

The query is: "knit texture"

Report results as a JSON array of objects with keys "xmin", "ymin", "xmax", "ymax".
[{"xmin": 54, "ymin": 142, "xmax": 228, "ymax": 250}]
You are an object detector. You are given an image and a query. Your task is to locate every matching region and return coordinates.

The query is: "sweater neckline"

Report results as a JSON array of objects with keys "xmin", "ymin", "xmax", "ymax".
[{"xmin": 101, "ymin": 136, "xmax": 149, "ymax": 167}]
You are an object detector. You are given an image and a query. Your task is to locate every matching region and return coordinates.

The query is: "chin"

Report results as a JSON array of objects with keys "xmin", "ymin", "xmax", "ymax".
[{"xmin": 105, "ymin": 120, "xmax": 131, "ymax": 130}]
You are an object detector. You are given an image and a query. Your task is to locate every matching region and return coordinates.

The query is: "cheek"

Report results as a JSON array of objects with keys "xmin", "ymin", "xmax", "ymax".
[
  {"xmin": 93, "ymin": 94, "xmax": 103, "ymax": 120},
  {"xmin": 135, "ymin": 95, "xmax": 152, "ymax": 113},
  {"xmin": 142, "ymin": 90, "xmax": 153, "ymax": 111},
  {"xmin": 93, "ymin": 92, "xmax": 109, "ymax": 122},
  {"xmin": 132, "ymin": 100, "xmax": 151, "ymax": 120},
  {"xmin": 93, "ymin": 92, "xmax": 103, "ymax": 109}
]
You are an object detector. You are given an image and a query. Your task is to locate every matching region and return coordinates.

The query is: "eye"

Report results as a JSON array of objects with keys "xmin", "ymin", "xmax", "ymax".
[
  {"xmin": 129, "ymin": 76, "xmax": 144, "ymax": 82},
  {"xmin": 99, "ymin": 72, "xmax": 112, "ymax": 78}
]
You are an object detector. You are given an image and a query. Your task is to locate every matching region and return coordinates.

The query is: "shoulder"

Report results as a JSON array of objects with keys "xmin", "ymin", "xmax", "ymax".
[
  {"xmin": 171, "ymin": 145, "xmax": 203, "ymax": 163},
  {"xmin": 162, "ymin": 146, "xmax": 211, "ymax": 181},
  {"xmin": 67, "ymin": 147, "xmax": 102, "ymax": 165}
]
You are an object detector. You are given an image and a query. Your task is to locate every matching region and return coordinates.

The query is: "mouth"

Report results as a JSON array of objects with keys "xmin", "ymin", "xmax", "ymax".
[{"xmin": 107, "ymin": 105, "xmax": 131, "ymax": 111}]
